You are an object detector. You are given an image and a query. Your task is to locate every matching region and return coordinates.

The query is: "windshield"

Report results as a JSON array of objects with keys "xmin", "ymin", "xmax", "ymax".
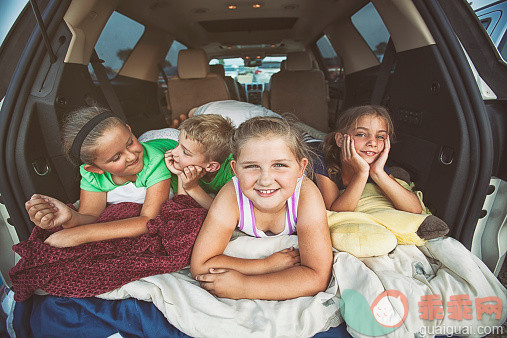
[{"xmin": 210, "ymin": 56, "xmax": 286, "ymax": 85}]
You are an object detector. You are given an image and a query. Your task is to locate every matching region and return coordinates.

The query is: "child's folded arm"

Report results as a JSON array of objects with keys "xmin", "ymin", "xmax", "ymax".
[
  {"xmin": 140, "ymin": 179, "xmax": 172, "ymax": 218},
  {"xmin": 43, "ymin": 180, "xmax": 171, "ymax": 248},
  {"xmin": 44, "ymin": 215, "xmax": 152, "ymax": 248},
  {"xmin": 329, "ymin": 172, "xmax": 369, "ymax": 212},
  {"xmin": 370, "ymin": 171, "xmax": 422, "ymax": 214},
  {"xmin": 197, "ymin": 264, "xmax": 330, "ymax": 300},
  {"xmin": 194, "ymin": 179, "xmax": 333, "ymax": 300}
]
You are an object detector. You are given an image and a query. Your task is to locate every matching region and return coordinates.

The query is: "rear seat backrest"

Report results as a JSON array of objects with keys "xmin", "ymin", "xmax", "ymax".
[
  {"xmin": 210, "ymin": 64, "xmax": 241, "ymax": 101},
  {"xmin": 167, "ymin": 49, "xmax": 230, "ymax": 118},
  {"xmin": 269, "ymin": 51, "xmax": 329, "ymax": 132}
]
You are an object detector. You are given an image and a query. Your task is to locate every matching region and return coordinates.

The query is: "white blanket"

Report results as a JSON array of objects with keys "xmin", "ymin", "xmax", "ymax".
[{"xmin": 99, "ymin": 236, "xmax": 506, "ymax": 337}]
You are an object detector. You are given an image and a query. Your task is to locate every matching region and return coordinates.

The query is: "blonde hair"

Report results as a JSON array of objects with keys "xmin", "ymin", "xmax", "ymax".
[
  {"xmin": 61, "ymin": 106, "xmax": 126, "ymax": 166},
  {"xmin": 322, "ymin": 105, "xmax": 394, "ymax": 178},
  {"xmin": 232, "ymin": 116, "xmax": 310, "ymax": 169},
  {"xmin": 179, "ymin": 114, "xmax": 235, "ymax": 163}
]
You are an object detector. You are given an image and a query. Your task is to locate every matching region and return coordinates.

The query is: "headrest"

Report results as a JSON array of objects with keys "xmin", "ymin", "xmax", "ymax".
[
  {"xmin": 280, "ymin": 60, "xmax": 287, "ymax": 71},
  {"xmin": 177, "ymin": 49, "xmax": 209, "ymax": 79},
  {"xmin": 210, "ymin": 64, "xmax": 225, "ymax": 77},
  {"xmin": 286, "ymin": 51, "xmax": 312, "ymax": 71}
]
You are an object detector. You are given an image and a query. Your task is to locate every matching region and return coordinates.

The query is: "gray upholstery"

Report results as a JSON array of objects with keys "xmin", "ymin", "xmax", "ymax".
[
  {"xmin": 210, "ymin": 64, "xmax": 241, "ymax": 101},
  {"xmin": 167, "ymin": 49, "xmax": 230, "ymax": 118},
  {"xmin": 269, "ymin": 51, "xmax": 329, "ymax": 132}
]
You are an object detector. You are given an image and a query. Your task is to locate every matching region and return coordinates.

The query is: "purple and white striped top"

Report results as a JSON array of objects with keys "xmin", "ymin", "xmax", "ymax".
[{"xmin": 232, "ymin": 176, "xmax": 303, "ymax": 238}]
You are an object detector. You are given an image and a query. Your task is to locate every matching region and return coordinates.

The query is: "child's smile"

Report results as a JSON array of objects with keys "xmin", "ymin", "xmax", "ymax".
[
  {"xmin": 88, "ymin": 124, "xmax": 144, "ymax": 180},
  {"xmin": 232, "ymin": 136, "xmax": 307, "ymax": 213},
  {"xmin": 338, "ymin": 115, "xmax": 387, "ymax": 164},
  {"xmin": 255, "ymin": 188, "xmax": 279, "ymax": 197}
]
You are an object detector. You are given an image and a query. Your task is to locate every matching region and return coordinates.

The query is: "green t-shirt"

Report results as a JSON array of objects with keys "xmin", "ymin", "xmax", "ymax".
[
  {"xmin": 198, "ymin": 153, "xmax": 235, "ymax": 194},
  {"xmin": 80, "ymin": 139, "xmax": 178, "ymax": 192}
]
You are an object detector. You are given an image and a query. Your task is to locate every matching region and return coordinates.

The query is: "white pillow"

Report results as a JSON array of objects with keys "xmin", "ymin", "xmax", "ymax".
[{"xmin": 192, "ymin": 100, "xmax": 281, "ymax": 127}]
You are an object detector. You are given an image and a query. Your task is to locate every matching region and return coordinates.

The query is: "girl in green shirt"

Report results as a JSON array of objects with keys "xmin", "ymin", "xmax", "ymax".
[{"xmin": 24, "ymin": 107, "xmax": 176, "ymax": 248}]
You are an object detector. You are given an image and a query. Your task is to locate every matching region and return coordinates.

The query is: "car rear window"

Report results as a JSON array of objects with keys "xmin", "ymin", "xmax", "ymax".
[
  {"xmin": 316, "ymin": 34, "xmax": 343, "ymax": 83},
  {"xmin": 89, "ymin": 11, "xmax": 145, "ymax": 80},
  {"xmin": 351, "ymin": 2, "xmax": 390, "ymax": 62},
  {"xmin": 209, "ymin": 56, "xmax": 285, "ymax": 85}
]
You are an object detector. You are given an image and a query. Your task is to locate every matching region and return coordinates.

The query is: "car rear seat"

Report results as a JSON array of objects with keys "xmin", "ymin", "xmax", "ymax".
[
  {"xmin": 210, "ymin": 64, "xmax": 241, "ymax": 101},
  {"xmin": 268, "ymin": 51, "xmax": 329, "ymax": 132},
  {"xmin": 166, "ymin": 49, "xmax": 230, "ymax": 119}
]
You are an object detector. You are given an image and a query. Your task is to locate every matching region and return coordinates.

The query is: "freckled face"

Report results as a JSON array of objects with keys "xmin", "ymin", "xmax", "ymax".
[
  {"xmin": 170, "ymin": 131, "xmax": 209, "ymax": 170},
  {"xmin": 91, "ymin": 124, "xmax": 144, "ymax": 177},
  {"xmin": 231, "ymin": 136, "xmax": 307, "ymax": 213},
  {"xmin": 338, "ymin": 115, "xmax": 388, "ymax": 164}
]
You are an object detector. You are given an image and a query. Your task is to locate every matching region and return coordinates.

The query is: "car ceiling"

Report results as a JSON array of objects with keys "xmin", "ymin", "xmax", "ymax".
[{"xmin": 117, "ymin": 0, "xmax": 369, "ymax": 58}]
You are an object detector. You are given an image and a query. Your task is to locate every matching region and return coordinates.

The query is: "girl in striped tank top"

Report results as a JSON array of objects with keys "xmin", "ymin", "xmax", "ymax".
[{"xmin": 191, "ymin": 116, "xmax": 332, "ymax": 300}]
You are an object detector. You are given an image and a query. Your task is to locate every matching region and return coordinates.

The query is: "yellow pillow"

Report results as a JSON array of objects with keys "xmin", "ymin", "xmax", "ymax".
[{"xmin": 328, "ymin": 212, "xmax": 397, "ymax": 258}]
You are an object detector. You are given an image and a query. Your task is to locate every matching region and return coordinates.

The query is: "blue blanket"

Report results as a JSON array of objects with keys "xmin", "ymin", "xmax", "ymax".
[{"xmin": 13, "ymin": 296, "xmax": 351, "ymax": 337}]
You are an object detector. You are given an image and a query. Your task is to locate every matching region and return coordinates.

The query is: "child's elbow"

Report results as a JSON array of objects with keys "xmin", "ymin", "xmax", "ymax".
[
  {"xmin": 190, "ymin": 256, "xmax": 208, "ymax": 278},
  {"xmin": 407, "ymin": 203, "xmax": 423, "ymax": 214},
  {"xmin": 311, "ymin": 267, "xmax": 332, "ymax": 294}
]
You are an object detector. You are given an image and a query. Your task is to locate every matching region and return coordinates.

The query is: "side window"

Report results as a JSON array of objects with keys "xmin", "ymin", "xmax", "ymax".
[
  {"xmin": 351, "ymin": 2, "xmax": 390, "ymax": 62},
  {"xmin": 158, "ymin": 40, "xmax": 187, "ymax": 89},
  {"xmin": 89, "ymin": 12, "xmax": 145, "ymax": 80},
  {"xmin": 316, "ymin": 35, "xmax": 343, "ymax": 83}
]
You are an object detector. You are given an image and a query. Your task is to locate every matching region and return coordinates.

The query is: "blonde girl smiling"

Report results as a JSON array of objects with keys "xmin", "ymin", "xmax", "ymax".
[{"xmin": 191, "ymin": 116, "xmax": 332, "ymax": 300}]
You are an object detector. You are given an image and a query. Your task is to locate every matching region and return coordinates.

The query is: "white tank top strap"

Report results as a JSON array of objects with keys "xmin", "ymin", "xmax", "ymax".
[
  {"xmin": 232, "ymin": 176, "xmax": 304, "ymax": 238},
  {"xmin": 287, "ymin": 176, "xmax": 304, "ymax": 234}
]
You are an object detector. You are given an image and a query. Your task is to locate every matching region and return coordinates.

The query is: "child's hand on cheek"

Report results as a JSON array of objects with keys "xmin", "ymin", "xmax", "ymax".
[
  {"xmin": 196, "ymin": 268, "xmax": 247, "ymax": 299},
  {"xmin": 370, "ymin": 135, "xmax": 390, "ymax": 176},
  {"xmin": 341, "ymin": 135, "xmax": 369, "ymax": 175},
  {"xmin": 164, "ymin": 150, "xmax": 182, "ymax": 175},
  {"xmin": 180, "ymin": 165, "xmax": 206, "ymax": 191}
]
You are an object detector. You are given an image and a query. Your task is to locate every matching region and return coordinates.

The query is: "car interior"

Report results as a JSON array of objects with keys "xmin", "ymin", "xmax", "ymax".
[{"xmin": 0, "ymin": 0, "xmax": 506, "ymax": 283}]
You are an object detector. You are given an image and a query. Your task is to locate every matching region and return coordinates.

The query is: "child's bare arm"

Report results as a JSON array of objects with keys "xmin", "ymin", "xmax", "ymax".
[
  {"xmin": 316, "ymin": 135, "xmax": 369, "ymax": 212},
  {"xmin": 195, "ymin": 179, "xmax": 333, "ymax": 300},
  {"xmin": 328, "ymin": 172, "xmax": 368, "ymax": 211},
  {"xmin": 371, "ymin": 172, "xmax": 422, "ymax": 213},
  {"xmin": 25, "ymin": 190, "xmax": 107, "ymax": 229},
  {"xmin": 369, "ymin": 136, "xmax": 422, "ymax": 213},
  {"xmin": 178, "ymin": 165, "xmax": 214, "ymax": 209},
  {"xmin": 44, "ymin": 179, "xmax": 171, "ymax": 247}
]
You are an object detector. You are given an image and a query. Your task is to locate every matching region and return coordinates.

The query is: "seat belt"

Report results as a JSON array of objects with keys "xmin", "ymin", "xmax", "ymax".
[
  {"xmin": 90, "ymin": 50, "xmax": 127, "ymax": 121},
  {"xmin": 370, "ymin": 39, "xmax": 396, "ymax": 105}
]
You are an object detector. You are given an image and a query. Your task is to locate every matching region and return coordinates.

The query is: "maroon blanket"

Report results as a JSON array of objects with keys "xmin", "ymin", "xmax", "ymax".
[{"xmin": 10, "ymin": 195, "xmax": 206, "ymax": 302}]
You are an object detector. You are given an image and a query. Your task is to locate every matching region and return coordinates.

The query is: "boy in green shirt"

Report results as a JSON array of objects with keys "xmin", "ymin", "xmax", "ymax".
[{"xmin": 165, "ymin": 114, "xmax": 235, "ymax": 209}]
